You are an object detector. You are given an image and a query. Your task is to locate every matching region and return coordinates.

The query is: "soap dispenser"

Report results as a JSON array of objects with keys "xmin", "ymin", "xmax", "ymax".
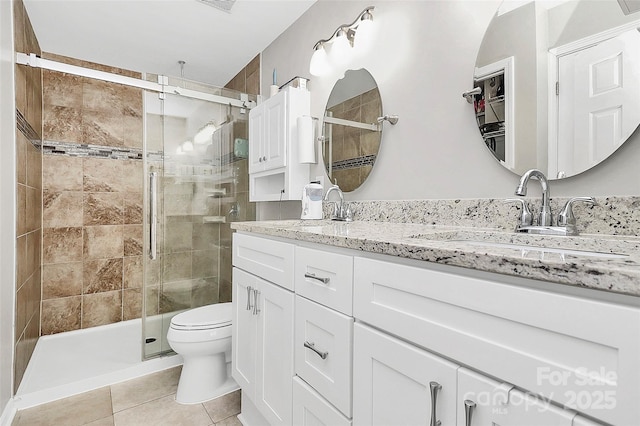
[{"xmin": 301, "ymin": 182, "xmax": 323, "ymax": 220}]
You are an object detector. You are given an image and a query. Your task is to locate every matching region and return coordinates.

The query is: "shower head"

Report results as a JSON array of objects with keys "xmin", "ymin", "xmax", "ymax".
[{"xmin": 196, "ymin": 0, "xmax": 236, "ymax": 13}]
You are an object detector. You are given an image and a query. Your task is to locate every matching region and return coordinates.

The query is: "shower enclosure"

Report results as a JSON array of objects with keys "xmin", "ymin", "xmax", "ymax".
[{"xmin": 143, "ymin": 77, "xmax": 256, "ymax": 359}]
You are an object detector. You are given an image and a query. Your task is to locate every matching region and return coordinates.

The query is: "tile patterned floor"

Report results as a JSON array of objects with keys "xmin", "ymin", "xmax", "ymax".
[{"xmin": 12, "ymin": 367, "xmax": 242, "ymax": 426}]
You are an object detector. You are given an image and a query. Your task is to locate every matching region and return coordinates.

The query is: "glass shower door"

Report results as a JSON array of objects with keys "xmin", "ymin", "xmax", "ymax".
[{"xmin": 143, "ymin": 80, "xmax": 253, "ymax": 359}]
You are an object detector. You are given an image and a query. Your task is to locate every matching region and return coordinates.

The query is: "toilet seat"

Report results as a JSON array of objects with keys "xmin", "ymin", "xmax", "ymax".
[{"xmin": 170, "ymin": 302, "xmax": 232, "ymax": 331}]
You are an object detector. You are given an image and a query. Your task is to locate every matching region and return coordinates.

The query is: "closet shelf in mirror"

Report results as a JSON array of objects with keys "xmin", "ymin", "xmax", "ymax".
[{"xmin": 482, "ymin": 130, "xmax": 505, "ymax": 139}]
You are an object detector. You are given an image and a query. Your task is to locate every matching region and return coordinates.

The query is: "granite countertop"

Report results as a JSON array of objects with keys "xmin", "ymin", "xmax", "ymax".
[{"xmin": 231, "ymin": 219, "xmax": 640, "ymax": 297}]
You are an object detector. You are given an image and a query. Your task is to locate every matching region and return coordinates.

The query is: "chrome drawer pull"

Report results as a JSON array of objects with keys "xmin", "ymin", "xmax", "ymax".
[
  {"xmin": 429, "ymin": 381, "xmax": 442, "ymax": 426},
  {"xmin": 304, "ymin": 272, "xmax": 330, "ymax": 284},
  {"xmin": 253, "ymin": 289, "xmax": 260, "ymax": 315},
  {"xmin": 464, "ymin": 400, "xmax": 476, "ymax": 426},
  {"xmin": 303, "ymin": 341, "xmax": 328, "ymax": 359},
  {"xmin": 246, "ymin": 286, "xmax": 253, "ymax": 311}
]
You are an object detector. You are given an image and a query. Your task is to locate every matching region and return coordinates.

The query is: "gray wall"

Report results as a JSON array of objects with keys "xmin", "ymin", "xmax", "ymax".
[
  {"xmin": 258, "ymin": 0, "xmax": 640, "ymax": 219},
  {"xmin": 0, "ymin": 0, "xmax": 16, "ymax": 415}
]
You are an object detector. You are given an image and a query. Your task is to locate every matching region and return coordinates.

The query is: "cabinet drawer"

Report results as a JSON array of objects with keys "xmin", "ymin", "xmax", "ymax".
[
  {"xmin": 295, "ymin": 246, "xmax": 353, "ymax": 314},
  {"xmin": 293, "ymin": 377, "xmax": 352, "ymax": 426},
  {"xmin": 295, "ymin": 295, "xmax": 353, "ymax": 417},
  {"xmin": 353, "ymin": 257, "xmax": 640, "ymax": 426},
  {"xmin": 233, "ymin": 233, "xmax": 294, "ymax": 290}
]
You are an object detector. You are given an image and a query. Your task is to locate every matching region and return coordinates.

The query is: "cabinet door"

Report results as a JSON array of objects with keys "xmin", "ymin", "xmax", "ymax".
[
  {"xmin": 231, "ymin": 268, "xmax": 257, "ymax": 396},
  {"xmin": 458, "ymin": 367, "xmax": 575, "ymax": 426},
  {"xmin": 263, "ymin": 90, "xmax": 287, "ymax": 171},
  {"xmin": 353, "ymin": 323, "xmax": 458, "ymax": 426},
  {"xmin": 248, "ymin": 102, "xmax": 265, "ymax": 174},
  {"xmin": 255, "ymin": 278, "xmax": 295, "ymax": 426}
]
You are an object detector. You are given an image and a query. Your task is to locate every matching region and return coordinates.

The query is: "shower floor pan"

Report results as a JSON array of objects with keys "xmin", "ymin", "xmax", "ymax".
[{"xmin": 14, "ymin": 318, "xmax": 182, "ymax": 410}]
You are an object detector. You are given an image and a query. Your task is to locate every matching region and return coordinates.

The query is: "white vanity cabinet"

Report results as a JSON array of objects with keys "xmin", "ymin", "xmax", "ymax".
[
  {"xmin": 232, "ymin": 231, "xmax": 639, "ymax": 426},
  {"xmin": 248, "ymin": 85, "xmax": 310, "ymax": 201},
  {"xmin": 353, "ymin": 256, "xmax": 640, "ymax": 426},
  {"xmin": 232, "ymin": 234, "xmax": 295, "ymax": 426}
]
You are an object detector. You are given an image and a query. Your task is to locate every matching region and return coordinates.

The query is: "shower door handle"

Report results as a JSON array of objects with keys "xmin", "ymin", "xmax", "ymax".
[{"xmin": 149, "ymin": 172, "xmax": 158, "ymax": 260}]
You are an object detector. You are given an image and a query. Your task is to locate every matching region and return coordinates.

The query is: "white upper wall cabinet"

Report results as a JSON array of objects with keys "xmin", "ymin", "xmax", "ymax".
[{"xmin": 249, "ymin": 86, "xmax": 311, "ymax": 202}]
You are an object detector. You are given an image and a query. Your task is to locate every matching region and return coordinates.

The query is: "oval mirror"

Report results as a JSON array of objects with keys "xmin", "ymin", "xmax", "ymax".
[
  {"xmin": 473, "ymin": 0, "xmax": 640, "ymax": 179},
  {"xmin": 322, "ymin": 68, "xmax": 382, "ymax": 192}
]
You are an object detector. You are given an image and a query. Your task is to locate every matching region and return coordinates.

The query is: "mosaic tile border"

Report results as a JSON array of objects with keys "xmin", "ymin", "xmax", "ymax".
[
  {"xmin": 16, "ymin": 109, "xmax": 41, "ymax": 148},
  {"xmin": 41, "ymin": 140, "xmax": 145, "ymax": 160},
  {"xmin": 331, "ymin": 154, "xmax": 376, "ymax": 171}
]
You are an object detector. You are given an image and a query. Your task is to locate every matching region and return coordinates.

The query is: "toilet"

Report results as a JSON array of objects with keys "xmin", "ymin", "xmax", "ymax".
[{"xmin": 167, "ymin": 302, "xmax": 235, "ymax": 404}]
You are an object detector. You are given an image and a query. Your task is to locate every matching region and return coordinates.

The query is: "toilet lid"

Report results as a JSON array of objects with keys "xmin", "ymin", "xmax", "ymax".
[{"xmin": 170, "ymin": 302, "xmax": 232, "ymax": 330}]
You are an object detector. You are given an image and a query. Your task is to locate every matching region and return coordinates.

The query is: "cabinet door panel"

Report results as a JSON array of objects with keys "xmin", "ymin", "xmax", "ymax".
[
  {"xmin": 264, "ymin": 90, "xmax": 287, "ymax": 171},
  {"xmin": 353, "ymin": 323, "xmax": 458, "ymax": 426},
  {"xmin": 248, "ymin": 102, "xmax": 265, "ymax": 174},
  {"xmin": 256, "ymin": 278, "xmax": 295, "ymax": 426},
  {"xmin": 232, "ymin": 268, "xmax": 257, "ymax": 397},
  {"xmin": 458, "ymin": 367, "xmax": 575, "ymax": 426}
]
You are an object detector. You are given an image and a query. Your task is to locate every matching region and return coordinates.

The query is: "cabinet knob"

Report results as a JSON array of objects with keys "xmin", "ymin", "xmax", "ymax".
[
  {"xmin": 258, "ymin": 157, "xmax": 263, "ymax": 162},
  {"xmin": 464, "ymin": 400, "xmax": 476, "ymax": 426},
  {"xmin": 429, "ymin": 381, "xmax": 442, "ymax": 426},
  {"xmin": 262, "ymin": 156, "xmax": 267, "ymax": 161}
]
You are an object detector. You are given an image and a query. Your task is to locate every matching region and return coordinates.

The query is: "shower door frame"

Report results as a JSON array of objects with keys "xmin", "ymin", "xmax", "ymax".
[{"xmin": 16, "ymin": 51, "xmax": 255, "ymax": 360}]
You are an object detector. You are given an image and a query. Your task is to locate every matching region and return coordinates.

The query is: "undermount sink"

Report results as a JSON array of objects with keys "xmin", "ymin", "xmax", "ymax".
[{"xmin": 407, "ymin": 230, "xmax": 629, "ymax": 259}]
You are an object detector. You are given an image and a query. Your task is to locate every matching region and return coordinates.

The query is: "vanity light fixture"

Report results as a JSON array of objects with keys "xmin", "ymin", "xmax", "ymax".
[{"xmin": 309, "ymin": 6, "xmax": 375, "ymax": 77}]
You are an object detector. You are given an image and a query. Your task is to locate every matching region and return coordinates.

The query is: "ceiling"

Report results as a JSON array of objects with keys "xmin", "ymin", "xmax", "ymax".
[{"xmin": 22, "ymin": 0, "xmax": 316, "ymax": 87}]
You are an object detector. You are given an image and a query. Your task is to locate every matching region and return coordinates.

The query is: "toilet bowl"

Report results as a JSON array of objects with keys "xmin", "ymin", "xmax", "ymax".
[{"xmin": 167, "ymin": 302, "xmax": 235, "ymax": 404}]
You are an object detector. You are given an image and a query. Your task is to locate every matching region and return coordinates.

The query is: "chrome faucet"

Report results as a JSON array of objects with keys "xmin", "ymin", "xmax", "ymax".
[
  {"xmin": 324, "ymin": 184, "xmax": 352, "ymax": 221},
  {"xmin": 515, "ymin": 169, "xmax": 552, "ymax": 226},
  {"xmin": 509, "ymin": 169, "xmax": 597, "ymax": 236}
]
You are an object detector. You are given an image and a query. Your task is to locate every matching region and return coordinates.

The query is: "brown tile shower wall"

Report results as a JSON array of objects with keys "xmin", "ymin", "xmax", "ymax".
[
  {"xmin": 40, "ymin": 54, "xmax": 144, "ymax": 335},
  {"xmin": 14, "ymin": 0, "xmax": 43, "ymax": 393},
  {"xmin": 219, "ymin": 55, "xmax": 260, "ymax": 302}
]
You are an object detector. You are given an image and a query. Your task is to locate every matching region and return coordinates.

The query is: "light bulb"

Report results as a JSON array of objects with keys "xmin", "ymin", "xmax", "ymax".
[
  {"xmin": 330, "ymin": 28, "xmax": 351, "ymax": 66},
  {"xmin": 354, "ymin": 12, "xmax": 374, "ymax": 53},
  {"xmin": 182, "ymin": 141, "xmax": 194, "ymax": 152},
  {"xmin": 194, "ymin": 122, "xmax": 216, "ymax": 145},
  {"xmin": 309, "ymin": 43, "xmax": 330, "ymax": 76}
]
